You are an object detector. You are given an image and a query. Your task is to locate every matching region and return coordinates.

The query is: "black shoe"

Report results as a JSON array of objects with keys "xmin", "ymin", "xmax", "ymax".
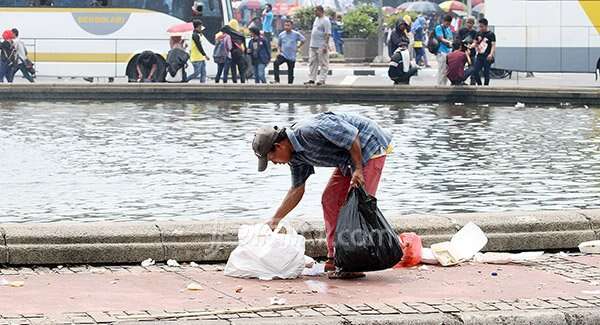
[
  {"xmin": 316, "ymin": 81, "xmax": 325, "ymax": 86},
  {"xmin": 304, "ymin": 80, "xmax": 315, "ymax": 85}
]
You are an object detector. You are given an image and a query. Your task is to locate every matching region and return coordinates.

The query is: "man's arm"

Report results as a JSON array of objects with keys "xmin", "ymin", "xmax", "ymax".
[
  {"xmin": 322, "ymin": 32, "xmax": 330, "ymax": 53},
  {"xmin": 488, "ymin": 41, "xmax": 496, "ymax": 61},
  {"xmin": 268, "ymin": 184, "xmax": 305, "ymax": 230},
  {"xmin": 136, "ymin": 64, "xmax": 142, "ymax": 80},
  {"xmin": 349, "ymin": 135, "xmax": 365, "ymax": 187},
  {"xmin": 192, "ymin": 32, "xmax": 208, "ymax": 59},
  {"xmin": 148, "ymin": 63, "xmax": 157, "ymax": 79}
]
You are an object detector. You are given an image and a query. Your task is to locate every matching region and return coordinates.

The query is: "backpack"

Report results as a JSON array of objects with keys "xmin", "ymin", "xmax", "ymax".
[
  {"xmin": 427, "ymin": 29, "xmax": 440, "ymax": 55},
  {"xmin": 213, "ymin": 39, "xmax": 227, "ymax": 60}
]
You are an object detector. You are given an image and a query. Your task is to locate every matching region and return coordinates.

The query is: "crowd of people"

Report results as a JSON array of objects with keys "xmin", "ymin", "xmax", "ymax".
[
  {"xmin": 137, "ymin": 5, "xmax": 334, "ymax": 85},
  {"xmin": 386, "ymin": 13, "xmax": 496, "ymax": 86}
]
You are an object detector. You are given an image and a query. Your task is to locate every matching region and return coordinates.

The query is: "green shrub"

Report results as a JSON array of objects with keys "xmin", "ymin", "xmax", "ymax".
[
  {"xmin": 342, "ymin": 5, "xmax": 378, "ymax": 38},
  {"xmin": 293, "ymin": 6, "xmax": 315, "ymax": 31}
]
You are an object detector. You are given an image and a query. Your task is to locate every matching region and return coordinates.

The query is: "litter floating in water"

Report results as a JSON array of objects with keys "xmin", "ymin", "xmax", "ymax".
[
  {"xmin": 454, "ymin": 102, "xmax": 464, "ymax": 106},
  {"xmin": 269, "ymin": 297, "xmax": 287, "ymax": 305},
  {"xmin": 167, "ymin": 259, "xmax": 181, "ymax": 267},
  {"xmin": 141, "ymin": 258, "xmax": 155, "ymax": 267},
  {"xmin": 235, "ymin": 286, "xmax": 243, "ymax": 293},
  {"xmin": 515, "ymin": 102, "xmax": 525, "ymax": 108},
  {"xmin": 491, "ymin": 272, "xmax": 498, "ymax": 277},
  {"xmin": 186, "ymin": 282, "xmax": 204, "ymax": 291},
  {"xmin": 190, "ymin": 262, "xmax": 200, "ymax": 268}
]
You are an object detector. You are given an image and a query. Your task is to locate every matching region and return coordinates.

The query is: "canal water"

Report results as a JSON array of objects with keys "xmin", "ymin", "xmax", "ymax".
[{"xmin": 1, "ymin": 101, "xmax": 599, "ymax": 223}]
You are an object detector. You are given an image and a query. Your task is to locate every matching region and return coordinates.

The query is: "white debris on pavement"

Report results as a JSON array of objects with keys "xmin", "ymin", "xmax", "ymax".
[
  {"xmin": 141, "ymin": 258, "xmax": 155, "ymax": 267},
  {"xmin": 269, "ymin": 297, "xmax": 287, "ymax": 305},
  {"xmin": 167, "ymin": 259, "xmax": 181, "ymax": 267},
  {"xmin": 186, "ymin": 282, "xmax": 204, "ymax": 291}
]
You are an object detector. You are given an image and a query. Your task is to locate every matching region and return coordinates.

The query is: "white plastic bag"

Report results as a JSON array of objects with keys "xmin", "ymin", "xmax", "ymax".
[{"xmin": 224, "ymin": 223, "xmax": 306, "ymax": 280}]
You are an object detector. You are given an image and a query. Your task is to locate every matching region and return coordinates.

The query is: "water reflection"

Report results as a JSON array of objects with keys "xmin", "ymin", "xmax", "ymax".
[{"xmin": 0, "ymin": 101, "xmax": 599, "ymax": 223}]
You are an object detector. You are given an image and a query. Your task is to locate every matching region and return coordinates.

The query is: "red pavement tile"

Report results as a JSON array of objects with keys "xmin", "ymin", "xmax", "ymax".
[{"xmin": 2, "ymin": 256, "xmax": 600, "ymax": 315}]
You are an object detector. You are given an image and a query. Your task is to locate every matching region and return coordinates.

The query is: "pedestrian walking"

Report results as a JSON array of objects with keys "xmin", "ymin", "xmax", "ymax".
[
  {"xmin": 252, "ymin": 112, "xmax": 392, "ymax": 279},
  {"xmin": 472, "ymin": 18, "xmax": 496, "ymax": 86},
  {"xmin": 248, "ymin": 27, "xmax": 270, "ymax": 84},
  {"xmin": 330, "ymin": 13, "xmax": 344, "ymax": 55},
  {"xmin": 10, "ymin": 28, "xmax": 34, "ymax": 83},
  {"xmin": 213, "ymin": 30, "xmax": 232, "ymax": 83},
  {"xmin": 187, "ymin": 20, "xmax": 210, "ymax": 83},
  {"xmin": 0, "ymin": 30, "xmax": 17, "ymax": 83},
  {"xmin": 305, "ymin": 5, "xmax": 331, "ymax": 86},
  {"xmin": 434, "ymin": 15, "xmax": 454, "ymax": 85},
  {"xmin": 273, "ymin": 20, "xmax": 305, "ymax": 84},
  {"xmin": 411, "ymin": 16, "xmax": 427, "ymax": 67},
  {"xmin": 224, "ymin": 19, "xmax": 247, "ymax": 84},
  {"xmin": 262, "ymin": 4, "xmax": 274, "ymax": 46}
]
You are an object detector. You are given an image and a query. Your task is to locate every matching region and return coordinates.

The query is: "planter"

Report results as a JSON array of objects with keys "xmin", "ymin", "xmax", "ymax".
[
  {"xmin": 366, "ymin": 36, "xmax": 378, "ymax": 61},
  {"xmin": 342, "ymin": 38, "xmax": 374, "ymax": 63}
]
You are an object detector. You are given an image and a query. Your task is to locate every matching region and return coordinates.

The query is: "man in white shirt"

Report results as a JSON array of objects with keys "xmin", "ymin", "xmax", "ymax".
[
  {"xmin": 11, "ymin": 28, "xmax": 34, "ymax": 83},
  {"xmin": 304, "ymin": 5, "xmax": 331, "ymax": 86}
]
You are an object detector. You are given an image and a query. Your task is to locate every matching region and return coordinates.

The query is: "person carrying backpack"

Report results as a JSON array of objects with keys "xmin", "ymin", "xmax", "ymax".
[
  {"xmin": 432, "ymin": 15, "xmax": 453, "ymax": 86},
  {"xmin": 247, "ymin": 27, "xmax": 271, "ymax": 84},
  {"xmin": 213, "ymin": 30, "xmax": 232, "ymax": 83}
]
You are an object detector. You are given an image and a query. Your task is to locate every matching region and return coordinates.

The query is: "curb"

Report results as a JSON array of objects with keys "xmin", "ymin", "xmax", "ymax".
[
  {"xmin": 1, "ymin": 209, "xmax": 599, "ymax": 266},
  {"xmin": 0, "ymin": 84, "xmax": 598, "ymax": 105}
]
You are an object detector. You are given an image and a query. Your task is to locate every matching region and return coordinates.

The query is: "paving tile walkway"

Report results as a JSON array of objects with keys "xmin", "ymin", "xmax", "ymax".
[{"xmin": 1, "ymin": 254, "xmax": 600, "ymax": 324}]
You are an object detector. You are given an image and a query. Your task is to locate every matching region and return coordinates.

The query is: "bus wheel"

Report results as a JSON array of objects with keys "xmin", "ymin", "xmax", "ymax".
[{"xmin": 490, "ymin": 68, "xmax": 511, "ymax": 79}]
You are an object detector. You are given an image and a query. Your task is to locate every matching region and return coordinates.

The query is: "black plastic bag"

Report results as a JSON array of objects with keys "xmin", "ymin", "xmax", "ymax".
[{"xmin": 334, "ymin": 186, "xmax": 403, "ymax": 272}]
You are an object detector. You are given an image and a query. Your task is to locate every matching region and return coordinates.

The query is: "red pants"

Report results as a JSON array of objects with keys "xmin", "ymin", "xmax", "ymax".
[{"xmin": 321, "ymin": 156, "xmax": 386, "ymax": 258}]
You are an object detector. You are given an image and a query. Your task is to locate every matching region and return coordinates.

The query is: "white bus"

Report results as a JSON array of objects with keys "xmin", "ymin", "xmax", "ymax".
[
  {"xmin": 487, "ymin": 0, "xmax": 600, "ymax": 74},
  {"xmin": 0, "ymin": 0, "xmax": 233, "ymax": 79}
]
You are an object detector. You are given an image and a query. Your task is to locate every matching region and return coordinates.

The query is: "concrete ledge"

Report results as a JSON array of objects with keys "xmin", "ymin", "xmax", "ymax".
[
  {"xmin": 3, "ymin": 222, "xmax": 163, "ymax": 265},
  {"xmin": 1, "ymin": 209, "xmax": 599, "ymax": 266},
  {"xmin": 0, "ymin": 84, "xmax": 597, "ymax": 105}
]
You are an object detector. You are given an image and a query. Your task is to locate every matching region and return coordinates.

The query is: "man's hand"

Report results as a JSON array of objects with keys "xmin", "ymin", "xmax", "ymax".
[
  {"xmin": 267, "ymin": 217, "xmax": 281, "ymax": 231},
  {"xmin": 351, "ymin": 168, "xmax": 365, "ymax": 187},
  {"xmin": 206, "ymin": 57, "xmax": 211, "ymax": 61},
  {"xmin": 487, "ymin": 54, "xmax": 494, "ymax": 62},
  {"xmin": 321, "ymin": 47, "xmax": 328, "ymax": 54}
]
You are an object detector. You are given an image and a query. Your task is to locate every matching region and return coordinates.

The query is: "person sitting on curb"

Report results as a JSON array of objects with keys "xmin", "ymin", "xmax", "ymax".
[
  {"xmin": 252, "ymin": 112, "xmax": 392, "ymax": 279},
  {"xmin": 446, "ymin": 41, "xmax": 473, "ymax": 86}
]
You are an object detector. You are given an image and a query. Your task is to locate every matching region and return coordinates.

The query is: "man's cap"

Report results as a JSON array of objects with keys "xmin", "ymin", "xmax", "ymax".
[{"xmin": 252, "ymin": 125, "xmax": 281, "ymax": 172}]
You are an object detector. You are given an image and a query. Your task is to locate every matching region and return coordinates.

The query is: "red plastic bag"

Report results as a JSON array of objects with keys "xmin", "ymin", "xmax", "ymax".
[{"xmin": 394, "ymin": 233, "xmax": 423, "ymax": 268}]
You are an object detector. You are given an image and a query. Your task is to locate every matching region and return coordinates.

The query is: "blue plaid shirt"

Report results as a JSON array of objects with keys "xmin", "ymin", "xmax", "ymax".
[{"xmin": 286, "ymin": 112, "xmax": 392, "ymax": 188}]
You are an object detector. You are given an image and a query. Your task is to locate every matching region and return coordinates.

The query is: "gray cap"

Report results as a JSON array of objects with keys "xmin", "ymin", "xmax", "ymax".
[{"xmin": 252, "ymin": 125, "xmax": 281, "ymax": 172}]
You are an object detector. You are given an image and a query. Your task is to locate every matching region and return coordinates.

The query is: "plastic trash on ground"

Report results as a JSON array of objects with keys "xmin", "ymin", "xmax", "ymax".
[
  {"xmin": 167, "ymin": 259, "xmax": 180, "ymax": 267},
  {"xmin": 334, "ymin": 187, "xmax": 403, "ymax": 272},
  {"xmin": 579, "ymin": 240, "xmax": 600, "ymax": 254},
  {"xmin": 432, "ymin": 222, "xmax": 488, "ymax": 266},
  {"xmin": 141, "ymin": 258, "xmax": 155, "ymax": 267},
  {"xmin": 394, "ymin": 232, "xmax": 422, "ymax": 268},
  {"xmin": 302, "ymin": 262, "xmax": 325, "ymax": 276},
  {"xmin": 473, "ymin": 251, "xmax": 545, "ymax": 264},
  {"xmin": 224, "ymin": 222, "xmax": 306, "ymax": 280},
  {"xmin": 186, "ymin": 282, "xmax": 204, "ymax": 291},
  {"xmin": 421, "ymin": 248, "xmax": 439, "ymax": 265}
]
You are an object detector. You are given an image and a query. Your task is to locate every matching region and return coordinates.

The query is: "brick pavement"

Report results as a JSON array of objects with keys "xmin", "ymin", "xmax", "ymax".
[{"xmin": 2, "ymin": 254, "xmax": 600, "ymax": 324}]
